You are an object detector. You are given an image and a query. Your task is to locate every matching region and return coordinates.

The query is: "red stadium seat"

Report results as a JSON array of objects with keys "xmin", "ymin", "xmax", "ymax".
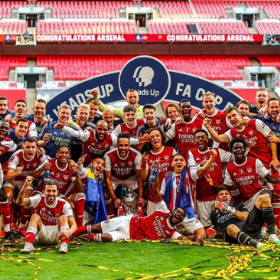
[{"xmin": 36, "ymin": 55, "xmax": 252, "ymax": 81}]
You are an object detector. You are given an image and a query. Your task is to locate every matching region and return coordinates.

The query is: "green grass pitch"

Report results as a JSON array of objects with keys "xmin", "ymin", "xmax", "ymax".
[{"xmin": 1, "ymin": 239, "xmax": 280, "ymax": 280}]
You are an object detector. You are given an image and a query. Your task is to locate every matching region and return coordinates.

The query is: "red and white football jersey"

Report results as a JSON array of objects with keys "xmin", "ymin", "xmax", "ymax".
[
  {"xmin": 29, "ymin": 195, "xmax": 73, "ymax": 226},
  {"xmin": 0, "ymin": 137, "xmax": 17, "ymax": 156},
  {"xmin": 83, "ymin": 131, "xmax": 113, "ymax": 165},
  {"xmin": 130, "ymin": 200, "xmax": 181, "ymax": 240},
  {"xmin": 104, "ymin": 147, "xmax": 141, "ymax": 180},
  {"xmin": 225, "ymin": 119, "xmax": 272, "ymax": 169},
  {"xmin": 166, "ymin": 117, "xmax": 203, "ymax": 159},
  {"xmin": 36, "ymin": 158, "xmax": 76, "ymax": 195},
  {"xmin": 224, "ymin": 157, "xmax": 268, "ymax": 202},
  {"xmin": 188, "ymin": 147, "xmax": 232, "ymax": 201},
  {"xmin": 8, "ymin": 149, "xmax": 48, "ymax": 181},
  {"xmin": 112, "ymin": 119, "xmax": 144, "ymax": 139},
  {"xmin": 146, "ymin": 146, "xmax": 176, "ymax": 203},
  {"xmin": 10, "ymin": 120, "xmax": 38, "ymax": 138},
  {"xmin": 199, "ymin": 110, "xmax": 230, "ymax": 150}
]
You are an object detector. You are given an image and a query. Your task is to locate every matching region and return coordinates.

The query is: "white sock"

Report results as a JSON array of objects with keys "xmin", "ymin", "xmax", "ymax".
[
  {"xmin": 4, "ymin": 224, "xmax": 11, "ymax": 232},
  {"xmin": 269, "ymin": 234, "xmax": 279, "ymax": 241}
]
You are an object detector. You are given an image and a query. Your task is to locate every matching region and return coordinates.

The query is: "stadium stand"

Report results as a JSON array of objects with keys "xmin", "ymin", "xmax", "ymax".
[
  {"xmin": 36, "ymin": 1, "xmax": 133, "ymax": 18},
  {"xmin": 257, "ymin": 56, "xmax": 280, "ymax": 68},
  {"xmin": 0, "ymin": 56, "xmax": 27, "ymax": 80},
  {"xmin": 147, "ymin": 22, "xmax": 192, "ymax": 34},
  {"xmin": 191, "ymin": 0, "xmax": 240, "ymax": 19},
  {"xmin": 36, "ymin": 55, "xmax": 251, "ymax": 81},
  {"xmin": 245, "ymin": 0, "xmax": 280, "ymax": 19},
  {"xmin": 0, "ymin": 21, "xmax": 27, "ymax": 35},
  {"xmin": 0, "ymin": 1, "xmax": 27, "ymax": 18},
  {"xmin": 198, "ymin": 21, "xmax": 250, "ymax": 34},
  {"xmin": 36, "ymin": 21, "xmax": 139, "ymax": 35},
  {"xmin": 255, "ymin": 21, "xmax": 280, "ymax": 35},
  {"xmin": 142, "ymin": 1, "xmax": 193, "ymax": 18}
]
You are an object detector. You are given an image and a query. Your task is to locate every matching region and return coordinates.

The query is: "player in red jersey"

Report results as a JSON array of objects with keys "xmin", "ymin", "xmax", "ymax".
[
  {"xmin": 0, "ymin": 120, "xmax": 17, "ymax": 163},
  {"xmin": 188, "ymin": 130, "xmax": 233, "ymax": 227},
  {"xmin": 0, "ymin": 120, "xmax": 17, "ymax": 237},
  {"xmin": 2, "ymin": 137, "xmax": 48, "ymax": 238},
  {"xmin": 222, "ymin": 139, "xmax": 280, "ymax": 211},
  {"xmin": 104, "ymin": 132, "xmax": 144, "ymax": 210},
  {"xmin": 111, "ymin": 105, "xmax": 144, "ymax": 141},
  {"xmin": 17, "ymin": 177, "xmax": 77, "ymax": 254},
  {"xmin": 197, "ymin": 92, "xmax": 232, "ymax": 150},
  {"xmin": 203, "ymin": 106, "xmax": 279, "ymax": 170},
  {"xmin": 75, "ymin": 172, "xmax": 203, "ymax": 244},
  {"xmin": 33, "ymin": 145, "xmax": 85, "ymax": 227},
  {"xmin": 9, "ymin": 99, "xmax": 38, "ymax": 139},
  {"xmin": 141, "ymin": 127, "xmax": 176, "ymax": 215},
  {"xmin": 160, "ymin": 153, "xmax": 214, "ymax": 236},
  {"xmin": 166, "ymin": 99, "xmax": 204, "ymax": 159}
]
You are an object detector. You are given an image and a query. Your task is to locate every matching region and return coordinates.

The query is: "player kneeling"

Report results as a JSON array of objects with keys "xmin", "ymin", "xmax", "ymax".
[{"xmin": 16, "ymin": 177, "xmax": 77, "ymax": 254}]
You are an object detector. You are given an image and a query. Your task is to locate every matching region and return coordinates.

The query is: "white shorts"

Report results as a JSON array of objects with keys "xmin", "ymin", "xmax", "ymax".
[
  {"xmin": 35, "ymin": 224, "xmax": 59, "ymax": 245},
  {"xmin": 101, "ymin": 216, "xmax": 132, "ymax": 241},
  {"xmin": 180, "ymin": 217, "xmax": 204, "ymax": 234},
  {"xmin": 196, "ymin": 200, "xmax": 215, "ymax": 227},
  {"xmin": 4, "ymin": 179, "xmax": 33, "ymax": 191},
  {"xmin": 111, "ymin": 176, "xmax": 138, "ymax": 191},
  {"xmin": 147, "ymin": 200, "xmax": 157, "ymax": 216}
]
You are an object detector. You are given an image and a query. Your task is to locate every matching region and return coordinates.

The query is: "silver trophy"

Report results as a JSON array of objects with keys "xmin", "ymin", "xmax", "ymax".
[{"xmin": 124, "ymin": 187, "xmax": 135, "ymax": 216}]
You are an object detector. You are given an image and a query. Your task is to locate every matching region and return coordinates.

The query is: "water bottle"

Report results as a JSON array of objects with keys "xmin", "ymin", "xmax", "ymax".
[
  {"xmin": 149, "ymin": 167, "xmax": 158, "ymax": 184},
  {"xmin": 120, "ymin": 185, "xmax": 126, "ymax": 199},
  {"xmin": 44, "ymin": 169, "xmax": 50, "ymax": 181}
]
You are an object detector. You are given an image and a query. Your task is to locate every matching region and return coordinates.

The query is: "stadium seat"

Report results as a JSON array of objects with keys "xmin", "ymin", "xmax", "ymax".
[{"xmin": 36, "ymin": 55, "xmax": 251, "ymax": 81}]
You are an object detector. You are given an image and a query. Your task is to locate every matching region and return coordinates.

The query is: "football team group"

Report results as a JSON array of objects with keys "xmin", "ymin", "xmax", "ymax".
[{"xmin": 0, "ymin": 87, "xmax": 280, "ymax": 254}]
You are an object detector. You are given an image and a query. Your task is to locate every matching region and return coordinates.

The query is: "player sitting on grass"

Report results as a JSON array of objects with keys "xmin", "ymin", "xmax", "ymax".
[
  {"xmin": 17, "ymin": 177, "xmax": 77, "ymax": 254},
  {"xmin": 73, "ymin": 171, "xmax": 204, "ymax": 244},
  {"xmin": 210, "ymin": 188, "xmax": 280, "ymax": 250}
]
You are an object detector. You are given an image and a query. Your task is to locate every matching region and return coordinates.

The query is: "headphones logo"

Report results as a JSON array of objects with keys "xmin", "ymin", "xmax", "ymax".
[{"xmin": 133, "ymin": 66, "xmax": 154, "ymax": 87}]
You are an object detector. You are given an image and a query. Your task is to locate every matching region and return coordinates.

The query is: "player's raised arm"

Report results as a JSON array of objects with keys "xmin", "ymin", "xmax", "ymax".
[
  {"xmin": 196, "ymin": 149, "xmax": 218, "ymax": 178},
  {"xmin": 140, "ymin": 152, "xmax": 149, "ymax": 180},
  {"xmin": 203, "ymin": 118, "xmax": 229, "ymax": 143},
  {"xmin": 16, "ymin": 176, "xmax": 34, "ymax": 207},
  {"xmin": 70, "ymin": 164, "xmax": 84, "ymax": 193},
  {"xmin": 153, "ymin": 167, "xmax": 163, "ymax": 203}
]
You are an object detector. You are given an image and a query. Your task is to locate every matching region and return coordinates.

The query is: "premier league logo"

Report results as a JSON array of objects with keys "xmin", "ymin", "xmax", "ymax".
[{"xmin": 118, "ymin": 56, "xmax": 171, "ymax": 105}]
